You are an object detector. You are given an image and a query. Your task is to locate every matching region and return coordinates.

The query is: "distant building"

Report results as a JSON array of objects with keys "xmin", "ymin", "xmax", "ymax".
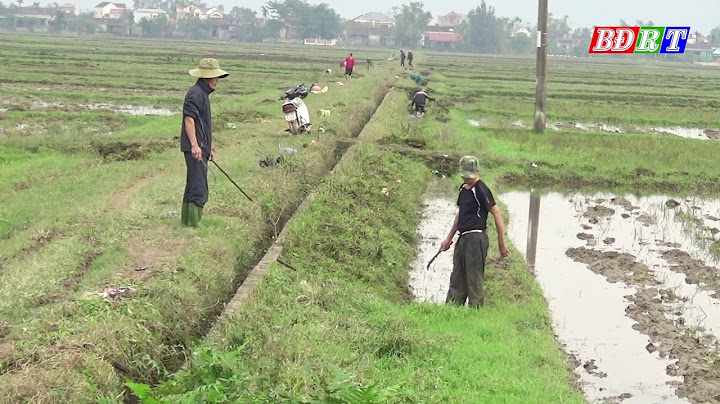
[
  {"xmin": 175, "ymin": 4, "xmax": 223, "ymax": 20},
  {"xmin": 60, "ymin": 2, "xmax": 78, "ymax": 15},
  {"xmin": 134, "ymin": 8, "xmax": 165, "ymax": 24},
  {"xmin": 513, "ymin": 27, "xmax": 532, "ymax": 38},
  {"xmin": 424, "ymin": 11, "xmax": 464, "ymax": 49},
  {"xmin": 108, "ymin": 8, "xmax": 124, "ymax": 19},
  {"xmin": 436, "ymin": 11, "xmax": 464, "ymax": 27},
  {"xmin": 7, "ymin": 7, "xmax": 55, "ymax": 31},
  {"xmin": 554, "ymin": 35, "xmax": 581, "ymax": 53},
  {"xmin": 345, "ymin": 12, "xmax": 395, "ymax": 46},
  {"xmin": 197, "ymin": 6, "xmax": 223, "ymax": 20},
  {"xmin": 424, "ymin": 31, "xmax": 461, "ymax": 49},
  {"xmin": 94, "ymin": 2, "xmax": 126, "ymax": 19},
  {"xmin": 688, "ymin": 32, "xmax": 708, "ymax": 45}
]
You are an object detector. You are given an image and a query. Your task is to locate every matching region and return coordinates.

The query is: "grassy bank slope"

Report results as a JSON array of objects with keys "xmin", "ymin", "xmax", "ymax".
[{"xmin": 134, "ymin": 109, "xmax": 583, "ymax": 403}]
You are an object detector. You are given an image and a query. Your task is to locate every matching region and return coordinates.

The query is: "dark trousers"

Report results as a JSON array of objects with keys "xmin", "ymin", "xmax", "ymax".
[
  {"xmin": 445, "ymin": 232, "xmax": 489, "ymax": 307},
  {"xmin": 183, "ymin": 152, "xmax": 208, "ymax": 208}
]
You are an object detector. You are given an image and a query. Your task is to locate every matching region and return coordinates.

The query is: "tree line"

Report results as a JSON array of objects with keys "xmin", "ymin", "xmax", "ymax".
[{"xmin": 2, "ymin": 0, "xmax": 717, "ymax": 55}]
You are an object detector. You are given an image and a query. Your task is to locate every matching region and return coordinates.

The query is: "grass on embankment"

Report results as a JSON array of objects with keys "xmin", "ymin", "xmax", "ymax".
[
  {"xmin": 127, "ymin": 92, "xmax": 584, "ymax": 402},
  {"xmin": 0, "ymin": 45, "xmax": 396, "ymax": 403}
]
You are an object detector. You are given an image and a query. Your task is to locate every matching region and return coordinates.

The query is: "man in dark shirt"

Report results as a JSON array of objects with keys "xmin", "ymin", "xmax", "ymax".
[
  {"xmin": 410, "ymin": 88, "xmax": 434, "ymax": 116},
  {"xmin": 441, "ymin": 156, "xmax": 510, "ymax": 307},
  {"xmin": 180, "ymin": 58, "xmax": 228, "ymax": 228},
  {"xmin": 400, "ymin": 49, "xmax": 406, "ymax": 67}
]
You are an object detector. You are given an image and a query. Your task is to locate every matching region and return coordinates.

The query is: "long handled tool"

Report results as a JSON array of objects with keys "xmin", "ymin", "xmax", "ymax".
[
  {"xmin": 201, "ymin": 153, "xmax": 253, "ymax": 202},
  {"xmin": 210, "ymin": 159, "xmax": 253, "ymax": 202},
  {"xmin": 434, "ymin": 99, "xmax": 450, "ymax": 112}
]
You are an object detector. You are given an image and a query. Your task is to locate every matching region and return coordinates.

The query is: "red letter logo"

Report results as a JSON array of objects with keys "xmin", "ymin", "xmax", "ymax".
[
  {"xmin": 590, "ymin": 27, "xmax": 615, "ymax": 53},
  {"xmin": 612, "ymin": 27, "xmax": 639, "ymax": 53}
]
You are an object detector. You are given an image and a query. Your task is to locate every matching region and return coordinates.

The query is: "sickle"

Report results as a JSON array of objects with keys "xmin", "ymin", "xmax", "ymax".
[{"xmin": 426, "ymin": 249, "xmax": 442, "ymax": 271}]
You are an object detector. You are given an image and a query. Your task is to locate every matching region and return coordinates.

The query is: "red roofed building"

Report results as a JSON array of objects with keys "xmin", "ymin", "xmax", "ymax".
[
  {"xmin": 108, "ymin": 8, "xmax": 124, "ymax": 19},
  {"xmin": 424, "ymin": 10, "xmax": 463, "ymax": 49},
  {"xmin": 425, "ymin": 31, "xmax": 461, "ymax": 49},
  {"xmin": 94, "ymin": 2, "xmax": 126, "ymax": 19},
  {"xmin": 427, "ymin": 32, "xmax": 460, "ymax": 42},
  {"xmin": 60, "ymin": 2, "xmax": 78, "ymax": 15}
]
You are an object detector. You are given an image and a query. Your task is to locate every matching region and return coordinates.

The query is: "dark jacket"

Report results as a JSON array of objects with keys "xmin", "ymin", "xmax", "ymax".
[
  {"xmin": 180, "ymin": 79, "xmax": 214, "ymax": 155},
  {"xmin": 411, "ymin": 90, "xmax": 434, "ymax": 107}
]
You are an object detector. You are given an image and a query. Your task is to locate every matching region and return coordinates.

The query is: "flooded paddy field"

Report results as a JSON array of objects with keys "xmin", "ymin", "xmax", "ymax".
[{"xmin": 411, "ymin": 186, "xmax": 720, "ymax": 403}]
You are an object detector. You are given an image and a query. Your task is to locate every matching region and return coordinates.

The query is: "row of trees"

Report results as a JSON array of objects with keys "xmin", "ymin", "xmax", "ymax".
[
  {"xmin": 393, "ymin": 1, "xmax": 536, "ymax": 55},
  {"xmin": 4, "ymin": 0, "xmax": 719, "ymax": 55}
]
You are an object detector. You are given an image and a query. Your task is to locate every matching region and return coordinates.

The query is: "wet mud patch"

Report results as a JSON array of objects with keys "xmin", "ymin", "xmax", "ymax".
[
  {"xmin": 376, "ymin": 145, "xmax": 459, "ymax": 178},
  {"xmin": 93, "ymin": 140, "xmax": 172, "ymax": 161},
  {"xmin": 566, "ymin": 248, "xmax": 658, "ymax": 285},
  {"xmin": 583, "ymin": 205, "xmax": 615, "ymax": 224},
  {"xmin": 662, "ymin": 250, "xmax": 720, "ymax": 298},
  {"xmin": 1, "ymin": 101, "xmax": 175, "ymax": 116},
  {"xmin": 566, "ymin": 248, "xmax": 720, "ymax": 403},
  {"xmin": 502, "ymin": 190, "xmax": 720, "ymax": 403}
]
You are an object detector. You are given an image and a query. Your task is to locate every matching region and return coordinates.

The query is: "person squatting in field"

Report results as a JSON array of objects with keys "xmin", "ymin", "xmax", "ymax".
[
  {"xmin": 410, "ymin": 88, "xmax": 434, "ymax": 116},
  {"xmin": 180, "ymin": 58, "xmax": 228, "ymax": 228},
  {"xmin": 441, "ymin": 156, "xmax": 510, "ymax": 307}
]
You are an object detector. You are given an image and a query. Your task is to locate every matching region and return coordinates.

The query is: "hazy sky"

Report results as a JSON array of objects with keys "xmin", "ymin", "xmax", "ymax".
[{"xmin": 78, "ymin": 0, "xmax": 719, "ymax": 33}]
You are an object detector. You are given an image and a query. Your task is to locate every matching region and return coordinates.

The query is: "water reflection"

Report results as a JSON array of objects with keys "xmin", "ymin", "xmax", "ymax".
[
  {"xmin": 526, "ymin": 190, "xmax": 541, "ymax": 271},
  {"xmin": 503, "ymin": 190, "xmax": 693, "ymax": 404}
]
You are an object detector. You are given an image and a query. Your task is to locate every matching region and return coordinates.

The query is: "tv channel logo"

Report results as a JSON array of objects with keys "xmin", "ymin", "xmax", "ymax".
[{"xmin": 589, "ymin": 27, "xmax": 690, "ymax": 54}]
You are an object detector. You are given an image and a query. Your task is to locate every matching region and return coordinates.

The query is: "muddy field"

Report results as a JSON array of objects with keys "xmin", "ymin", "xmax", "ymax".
[
  {"xmin": 410, "ymin": 187, "xmax": 720, "ymax": 403},
  {"xmin": 465, "ymin": 118, "xmax": 720, "ymax": 140},
  {"xmin": 503, "ymin": 191, "xmax": 720, "ymax": 403}
]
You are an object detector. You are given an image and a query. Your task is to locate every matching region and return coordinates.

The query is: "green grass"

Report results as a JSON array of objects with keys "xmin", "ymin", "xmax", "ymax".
[
  {"xmin": 9, "ymin": 30, "xmax": 720, "ymax": 404},
  {"xmin": 126, "ymin": 145, "xmax": 582, "ymax": 403},
  {"xmin": 0, "ymin": 33, "xmax": 399, "ymax": 403}
]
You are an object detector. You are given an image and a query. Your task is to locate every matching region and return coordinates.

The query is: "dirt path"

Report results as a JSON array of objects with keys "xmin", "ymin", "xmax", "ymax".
[{"xmin": 108, "ymin": 172, "xmax": 169, "ymax": 211}]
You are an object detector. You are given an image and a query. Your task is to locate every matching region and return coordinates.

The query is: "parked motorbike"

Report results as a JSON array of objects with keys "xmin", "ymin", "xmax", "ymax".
[{"xmin": 279, "ymin": 84, "xmax": 311, "ymax": 135}]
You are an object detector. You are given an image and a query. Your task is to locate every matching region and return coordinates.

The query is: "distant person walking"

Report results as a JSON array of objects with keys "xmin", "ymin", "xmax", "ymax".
[
  {"xmin": 341, "ymin": 53, "xmax": 355, "ymax": 82},
  {"xmin": 407, "ymin": 50, "xmax": 414, "ymax": 69},
  {"xmin": 400, "ymin": 49, "xmax": 406, "ymax": 67},
  {"xmin": 180, "ymin": 58, "xmax": 229, "ymax": 228},
  {"xmin": 441, "ymin": 156, "xmax": 510, "ymax": 307}
]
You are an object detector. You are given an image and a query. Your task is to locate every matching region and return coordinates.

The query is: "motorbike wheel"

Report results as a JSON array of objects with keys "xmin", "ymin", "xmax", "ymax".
[{"xmin": 288, "ymin": 120, "xmax": 301, "ymax": 135}]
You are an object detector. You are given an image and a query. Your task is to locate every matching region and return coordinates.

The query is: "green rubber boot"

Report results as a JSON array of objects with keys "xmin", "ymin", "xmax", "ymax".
[
  {"xmin": 181, "ymin": 202, "xmax": 189, "ymax": 226},
  {"xmin": 187, "ymin": 203, "xmax": 203, "ymax": 228}
]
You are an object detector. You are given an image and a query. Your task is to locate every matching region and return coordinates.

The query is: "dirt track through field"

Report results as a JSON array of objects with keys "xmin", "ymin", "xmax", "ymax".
[{"xmin": 108, "ymin": 172, "xmax": 171, "ymax": 211}]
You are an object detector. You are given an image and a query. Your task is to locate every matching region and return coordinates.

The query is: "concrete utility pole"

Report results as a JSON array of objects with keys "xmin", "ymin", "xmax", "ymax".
[{"xmin": 534, "ymin": 0, "xmax": 548, "ymax": 133}]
